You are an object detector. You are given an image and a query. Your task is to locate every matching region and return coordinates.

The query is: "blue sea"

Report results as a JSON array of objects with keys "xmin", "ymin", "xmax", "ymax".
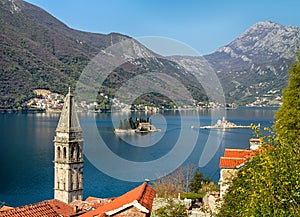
[{"xmin": 0, "ymin": 107, "xmax": 277, "ymax": 207}]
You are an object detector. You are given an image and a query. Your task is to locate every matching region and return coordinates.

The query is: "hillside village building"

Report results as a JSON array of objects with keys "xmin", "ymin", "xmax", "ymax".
[{"xmin": 219, "ymin": 139, "xmax": 262, "ymax": 198}]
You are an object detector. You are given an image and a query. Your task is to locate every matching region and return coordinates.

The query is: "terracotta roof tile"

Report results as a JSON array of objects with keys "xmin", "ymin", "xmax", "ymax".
[
  {"xmin": 0, "ymin": 200, "xmax": 75, "ymax": 217},
  {"xmin": 224, "ymin": 149, "xmax": 257, "ymax": 159},
  {"xmin": 70, "ymin": 198, "xmax": 112, "ymax": 212},
  {"xmin": 47, "ymin": 199, "xmax": 77, "ymax": 216},
  {"xmin": 220, "ymin": 157, "xmax": 247, "ymax": 168},
  {"xmin": 249, "ymin": 138, "xmax": 261, "ymax": 143},
  {"xmin": 80, "ymin": 182, "xmax": 155, "ymax": 217},
  {"xmin": 85, "ymin": 197, "xmax": 102, "ymax": 202}
]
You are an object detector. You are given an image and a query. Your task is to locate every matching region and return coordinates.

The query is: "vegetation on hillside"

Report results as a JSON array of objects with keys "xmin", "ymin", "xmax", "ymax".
[
  {"xmin": 153, "ymin": 198, "xmax": 189, "ymax": 217},
  {"xmin": 0, "ymin": 0, "xmax": 128, "ymax": 108},
  {"xmin": 153, "ymin": 164, "xmax": 217, "ymax": 199},
  {"xmin": 218, "ymin": 56, "xmax": 300, "ymax": 216},
  {"xmin": 152, "ymin": 164, "xmax": 218, "ymax": 216},
  {"xmin": 0, "ymin": 0, "xmax": 208, "ymax": 109}
]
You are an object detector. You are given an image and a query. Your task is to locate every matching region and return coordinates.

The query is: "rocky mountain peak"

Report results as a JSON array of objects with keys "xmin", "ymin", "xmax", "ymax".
[
  {"xmin": 206, "ymin": 21, "xmax": 300, "ymax": 105},
  {"xmin": 216, "ymin": 21, "xmax": 300, "ymax": 61},
  {"xmin": 1, "ymin": 0, "xmax": 21, "ymax": 14}
]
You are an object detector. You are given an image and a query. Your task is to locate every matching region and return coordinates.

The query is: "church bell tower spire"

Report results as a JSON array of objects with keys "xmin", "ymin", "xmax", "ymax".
[{"xmin": 54, "ymin": 87, "xmax": 83, "ymax": 203}]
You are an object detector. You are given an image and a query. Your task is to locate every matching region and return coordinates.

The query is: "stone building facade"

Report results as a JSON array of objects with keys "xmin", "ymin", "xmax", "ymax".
[{"xmin": 54, "ymin": 88, "xmax": 84, "ymax": 204}]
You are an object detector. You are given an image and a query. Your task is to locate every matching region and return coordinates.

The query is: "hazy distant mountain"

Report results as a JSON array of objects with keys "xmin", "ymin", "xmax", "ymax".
[
  {"xmin": 204, "ymin": 21, "xmax": 300, "ymax": 104},
  {"xmin": 1, "ymin": 0, "xmax": 300, "ymax": 108}
]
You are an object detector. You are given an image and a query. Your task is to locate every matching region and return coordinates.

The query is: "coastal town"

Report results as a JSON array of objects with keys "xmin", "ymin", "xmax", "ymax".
[{"xmin": 25, "ymin": 89, "xmax": 278, "ymax": 113}]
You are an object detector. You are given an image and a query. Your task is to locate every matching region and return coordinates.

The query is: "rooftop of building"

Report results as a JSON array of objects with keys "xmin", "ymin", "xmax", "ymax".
[
  {"xmin": 80, "ymin": 182, "xmax": 155, "ymax": 217},
  {"xmin": 249, "ymin": 138, "xmax": 261, "ymax": 143},
  {"xmin": 220, "ymin": 148, "xmax": 259, "ymax": 169},
  {"xmin": 224, "ymin": 148, "xmax": 257, "ymax": 159},
  {"xmin": 0, "ymin": 200, "xmax": 76, "ymax": 217}
]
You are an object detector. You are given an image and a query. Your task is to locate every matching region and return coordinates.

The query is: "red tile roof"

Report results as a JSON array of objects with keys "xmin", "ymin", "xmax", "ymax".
[
  {"xmin": 219, "ymin": 157, "xmax": 247, "ymax": 168},
  {"xmin": 0, "ymin": 200, "xmax": 76, "ymax": 217},
  {"xmin": 80, "ymin": 182, "xmax": 155, "ymax": 217},
  {"xmin": 70, "ymin": 197, "xmax": 112, "ymax": 212},
  {"xmin": 85, "ymin": 197, "xmax": 103, "ymax": 202},
  {"xmin": 224, "ymin": 149, "xmax": 257, "ymax": 159},
  {"xmin": 220, "ymin": 148, "xmax": 259, "ymax": 169},
  {"xmin": 249, "ymin": 138, "xmax": 261, "ymax": 143},
  {"xmin": 47, "ymin": 200, "xmax": 77, "ymax": 216}
]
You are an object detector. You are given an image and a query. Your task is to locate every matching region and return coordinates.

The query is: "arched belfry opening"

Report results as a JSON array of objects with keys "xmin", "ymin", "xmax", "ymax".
[
  {"xmin": 57, "ymin": 146, "xmax": 61, "ymax": 159},
  {"xmin": 53, "ymin": 88, "xmax": 84, "ymax": 204}
]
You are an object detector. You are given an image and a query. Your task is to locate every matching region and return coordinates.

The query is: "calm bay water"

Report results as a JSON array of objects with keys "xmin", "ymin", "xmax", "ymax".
[{"xmin": 0, "ymin": 108, "xmax": 277, "ymax": 207}]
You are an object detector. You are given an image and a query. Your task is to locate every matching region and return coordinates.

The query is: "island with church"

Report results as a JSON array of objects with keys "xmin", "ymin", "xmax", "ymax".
[
  {"xmin": 192, "ymin": 117, "xmax": 251, "ymax": 129},
  {"xmin": 114, "ymin": 117, "xmax": 160, "ymax": 134}
]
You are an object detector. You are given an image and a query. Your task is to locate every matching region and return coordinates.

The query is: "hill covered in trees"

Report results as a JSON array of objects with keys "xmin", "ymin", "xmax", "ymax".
[
  {"xmin": 0, "ymin": 0, "xmax": 129, "ymax": 108},
  {"xmin": 2, "ymin": 0, "xmax": 300, "ymax": 109}
]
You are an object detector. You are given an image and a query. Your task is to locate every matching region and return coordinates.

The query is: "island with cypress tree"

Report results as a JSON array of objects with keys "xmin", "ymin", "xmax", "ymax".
[{"xmin": 114, "ymin": 116, "xmax": 160, "ymax": 134}]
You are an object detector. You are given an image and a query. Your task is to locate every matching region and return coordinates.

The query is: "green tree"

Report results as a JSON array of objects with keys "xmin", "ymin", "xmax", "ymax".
[
  {"xmin": 153, "ymin": 198, "xmax": 188, "ymax": 217},
  {"xmin": 189, "ymin": 169, "xmax": 203, "ymax": 193},
  {"xmin": 123, "ymin": 119, "xmax": 130, "ymax": 129},
  {"xmin": 204, "ymin": 175, "xmax": 211, "ymax": 184},
  {"xmin": 218, "ymin": 57, "xmax": 300, "ymax": 216},
  {"xmin": 275, "ymin": 55, "xmax": 300, "ymax": 145},
  {"xmin": 129, "ymin": 117, "xmax": 135, "ymax": 129},
  {"xmin": 153, "ymin": 164, "xmax": 197, "ymax": 198},
  {"xmin": 118, "ymin": 120, "xmax": 123, "ymax": 129}
]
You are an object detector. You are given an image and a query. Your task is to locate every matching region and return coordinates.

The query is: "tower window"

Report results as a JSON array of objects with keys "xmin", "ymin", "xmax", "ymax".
[
  {"xmin": 71, "ymin": 146, "xmax": 74, "ymax": 160},
  {"xmin": 57, "ymin": 146, "xmax": 61, "ymax": 159},
  {"xmin": 76, "ymin": 145, "xmax": 80, "ymax": 161},
  {"xmin": 63, "ymin": 147, "xmax": 67, "ymax": 159}
]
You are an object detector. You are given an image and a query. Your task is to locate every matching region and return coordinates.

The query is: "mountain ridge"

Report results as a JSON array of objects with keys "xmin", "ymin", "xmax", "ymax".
[
  {"xmin": 203, "ymin": 20, "xmax": 300, "ymax": 104},
  {"xmin": 1, "ymin": 0, "xmax": 300, "ymax": 108},
  {"xmin": 0, "ymin": 0, "xmax": 131, "ymax": 108}
]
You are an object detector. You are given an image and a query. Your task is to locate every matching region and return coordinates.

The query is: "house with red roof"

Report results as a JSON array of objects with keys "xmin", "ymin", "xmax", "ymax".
[
  {"xmin": 219, "ymin": 148, "xmax": 259, "ymax": 198},
  {"xmin": 0, "ymin": 182, "xmax": 155, "ymax": 217},
  {"xmin": 0, "ymin": 199, "xmax": 78, "ymax": 217},
  {"xmin": 80, "ymin": 182, "xmax": 155, "ymax": 217}
]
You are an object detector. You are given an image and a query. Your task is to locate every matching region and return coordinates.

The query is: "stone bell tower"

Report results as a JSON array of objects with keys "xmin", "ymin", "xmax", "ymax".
[{"xmin": 54, "ymin": 87, "xmax": 83, "ymax": 203}]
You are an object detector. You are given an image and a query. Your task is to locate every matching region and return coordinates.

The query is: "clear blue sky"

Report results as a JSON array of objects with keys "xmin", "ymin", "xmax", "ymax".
[{"xmin": 25, "ymin": 0, "xmax": 300, "ymax": 54}]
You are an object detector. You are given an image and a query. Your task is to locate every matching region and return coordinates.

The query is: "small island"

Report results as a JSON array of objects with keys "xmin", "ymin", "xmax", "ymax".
[
  {"xmin": 114, "ymin": 117, "xmax": 160, "ymax": 134},
  {"xmin": 192, "ymin": 117, "xmax": 251, "ymax": 129}
]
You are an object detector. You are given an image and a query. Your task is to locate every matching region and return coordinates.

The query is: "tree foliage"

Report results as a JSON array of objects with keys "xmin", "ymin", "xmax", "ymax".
[
  {"xmin": 218, "ymin": 143, "xmax": 300, "ymax": 216},
  {"xmin": 275, "ymin": 55, "xmax": 300, "ymax": 145},
  {"xmin": 153, "ymin": 164, "xmax": 197, "ymax": 198},
  {"xmin": 153, "ymin": 198, "xmax": 188, "ymax": 217},
  {"xmin": 189, "ymin": 169, "xmax": 203, "ymax": 193},
  {"xmin": 218, "ymin": 56, "xmax": 300, "ymax": 216}
]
